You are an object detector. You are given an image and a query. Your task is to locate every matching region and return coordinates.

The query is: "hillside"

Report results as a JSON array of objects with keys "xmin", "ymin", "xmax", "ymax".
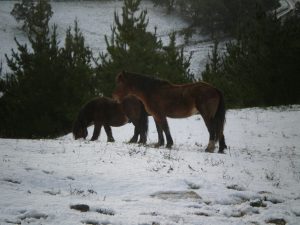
[
  {"xmin": 0, "ymin": 0, "xmax": 208, "ymax": 77},
  {"xmin": 1, "ymin": 106, "xmax": 300, "ymax": 225}
]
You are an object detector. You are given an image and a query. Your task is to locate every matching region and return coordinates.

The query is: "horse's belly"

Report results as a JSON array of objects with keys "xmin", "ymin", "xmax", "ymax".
[
  {"xmin": 110, "ymin": 116, "xmax": 129, "ymax": 127},
  {"xmin": 167, "ymin": 106, "xmax": 198, "ymax": 118}
]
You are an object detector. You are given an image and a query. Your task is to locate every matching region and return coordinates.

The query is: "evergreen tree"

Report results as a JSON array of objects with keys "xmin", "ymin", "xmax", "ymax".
[
  {"xmin": 0, "ymin": 1, "xmax": 95, "ymax": 138},
  {"xmin": 202, "ymin": 10, "xmax": 300, "ymax": 107},
  {"xmin": 96, "ymin": 0, "xmax": 193, "ymax": 97},
  {"xmin": 11, "ymin": 0, "xmax": 52, "ymax": 34},
  {"xmin": 152, "ymin": 0, "xmax": 279, "ymax": 37},
  {"xmin": 58, "ymin": 21, "xmax": 96, "ymax": 122},
  {"xmin": 11, "ymin": 0, "xmax": 33, "ymax": 25}
]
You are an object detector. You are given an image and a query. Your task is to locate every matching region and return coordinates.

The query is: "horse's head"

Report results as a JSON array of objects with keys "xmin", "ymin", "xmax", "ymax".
[
  {"xmin": 73, "ymin": 126, "xmax": 88, "ymax": 140},
  {"xmin": 72, "ymin": 111, "xmax": 88, "ymax": 140},
  {"xmin": 113, "ymin": 70, "xmax": 131, "ymax": 102}
]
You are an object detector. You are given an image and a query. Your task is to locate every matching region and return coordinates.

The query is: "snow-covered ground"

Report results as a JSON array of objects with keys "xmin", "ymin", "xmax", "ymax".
[
  {"xmin": 1, "ymin": 106, "xmax": 300, "ymax": 225},
  {"xmin": 0, "ymin": 0, "xmax": 210, "ymax": 77}
]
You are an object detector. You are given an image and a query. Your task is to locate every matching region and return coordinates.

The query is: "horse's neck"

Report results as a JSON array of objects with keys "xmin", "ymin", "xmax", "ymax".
[
  {"xmin": 79, "ymin": 109, "xmax": 91, "ymax": 126},
  {"xmin": 129, "ymin": 88, "xmax": 147, "ymax": 102},
  {"xmin": 114, "ymin": 102, "xmax": 125, "ymax": 113}
]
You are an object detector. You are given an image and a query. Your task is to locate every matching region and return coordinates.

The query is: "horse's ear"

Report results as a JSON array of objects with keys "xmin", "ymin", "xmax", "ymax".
[{"xmin": 117, "ymin": 71, "xmax": 125, "ymax": 83}]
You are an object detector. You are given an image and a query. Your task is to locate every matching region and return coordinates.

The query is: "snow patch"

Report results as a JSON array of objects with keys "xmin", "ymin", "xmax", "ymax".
[{"xmin": 1, "ymin": 106, "xmax": 300, "ymax": 224}]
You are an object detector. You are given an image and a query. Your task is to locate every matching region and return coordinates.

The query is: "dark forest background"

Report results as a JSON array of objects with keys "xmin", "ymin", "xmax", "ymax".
[{"xmin": 0, "ymin": 0, "xmax": 299, "ymax": 138}]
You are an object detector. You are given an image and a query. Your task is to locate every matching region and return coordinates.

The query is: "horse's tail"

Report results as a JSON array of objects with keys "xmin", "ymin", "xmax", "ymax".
[{"xmin": 212, "ymin": 90, "xmax": 226, "ymax": 142}]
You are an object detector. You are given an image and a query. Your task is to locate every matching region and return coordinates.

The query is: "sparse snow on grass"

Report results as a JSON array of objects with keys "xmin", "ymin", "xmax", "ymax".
[
  {"xmin": 1, "ymin": 106, "xmax": 300, "ymax": 225},
  {"xmin": 1, "ymin": 1, "xmax": 300, "ymax": 224}
]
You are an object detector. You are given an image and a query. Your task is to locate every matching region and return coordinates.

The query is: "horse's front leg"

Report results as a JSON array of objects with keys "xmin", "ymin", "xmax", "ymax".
[
  {"xmin": 155, "ymin": 117, "xmax": 173, "ymax": 148},
  {"xmin": 154, "ymin": 120, "xmax": 164, "ymax": 147},
  {"xmin": 129, "ymin": 126, "xmax": 139, "ymax": 143},
  {"xmin": 104, "ymin": 124, "xmax": 115, "ymax": 142},
  {"xmin": 138, "ymin": 132, "xmax": 147, "ymax": 144},
  {"xmin": 91, "ymin": 122, "xmax": 102, "ymax": 141}
]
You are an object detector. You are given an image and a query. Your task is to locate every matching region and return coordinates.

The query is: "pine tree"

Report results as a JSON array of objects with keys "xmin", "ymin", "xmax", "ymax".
[
  {"xmin": 11, "ymin": 0, "xmax": 52, "ymax": 34},
  {"xmin": 59, "ymin": 21, "xmax": 96, "ymax": 122},
  {"xmin": 152, "ymin": 0, "xmax": 279, "ymax": 37},
  {"xmin": 202, "ymin": 9, "xmax": 300, "ymax": 107},
  {"xmin": 96, "ymin": 0, "xmax": 193, "ymax": 97},
  {"xmin": 0, "ymin": 1, "xmax": 95, "ymax": 138}
]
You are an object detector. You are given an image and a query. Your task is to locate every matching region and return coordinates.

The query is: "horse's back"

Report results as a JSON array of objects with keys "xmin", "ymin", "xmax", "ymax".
[
  {"xmin": 146, "ymin": 82, "xmax": 220, "ymax": 118},
  {"xmin": 189, "ymin": 82, "xmax": 220, "ymax": 100}
]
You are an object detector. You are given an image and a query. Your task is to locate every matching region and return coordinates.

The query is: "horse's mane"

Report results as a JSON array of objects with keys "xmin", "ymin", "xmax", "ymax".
[{"xmin": 123, "ymin": 71, "xmax": 171, "ymax": 91}]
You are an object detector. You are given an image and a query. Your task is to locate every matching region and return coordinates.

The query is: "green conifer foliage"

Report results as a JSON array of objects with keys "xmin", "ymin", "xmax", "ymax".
[
  {"xmin": 203, "ymin": 10, "xmax": 300, "ymax": 107},
  {"xmin": 11, "ymin": 0, "xmax": 52, "ymax": 34},
  {"xmin": 96, "ymin": 0, "xmax": 193, "ymax": 97},
  {"xmin": 0, "ymin": 1, "xmax": 95, "ymax": 138},
  {"xmin": 152, "ymin": 0, "xmax": 279, "ymax": 37}
]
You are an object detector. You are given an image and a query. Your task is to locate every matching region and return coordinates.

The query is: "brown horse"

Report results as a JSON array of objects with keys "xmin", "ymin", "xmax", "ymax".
[
  {"xmin": 72, "ymin": 96, "xmax": 149, "ymax": 143},
  {"xmin": 113, "ymin": 71, "xmax": 227, "ymax": 153}
]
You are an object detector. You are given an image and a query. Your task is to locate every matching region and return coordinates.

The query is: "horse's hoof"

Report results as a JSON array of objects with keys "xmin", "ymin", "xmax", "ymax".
[
  {"xmin": 138, "ymin": 138, "xmax": 147, "ymax": 144},
  {"xmin": 154, "ymin": 143, "xmax": 163, "ymax": 148},
  {"xmin": 129, "ymin": 138, "xmax": 138, "ymax": 143},
  {"xmin": 166, "ymin": 144, "xmax": 173, "ymax": 149},
  {"xmin": 107, "ymin": 139, "xmax": 115, "ymax": 142},
  {"xmin": 205, "ymin": 141, "xmax": 216, "ymax": 153},
  {"xmin": 205, "ymin": 148, "xmax": 214, "ymax": 153},
  {"xmin": 218, "ymin": 150, "xmax": 225, "ymax": 154},
  {"xmin": 218, "ymin": 145, "xmax": 227, "ymax": 153}
]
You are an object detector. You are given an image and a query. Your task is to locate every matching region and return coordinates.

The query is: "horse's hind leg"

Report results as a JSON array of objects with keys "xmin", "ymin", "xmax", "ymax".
[
  {"xmin": 104, "ymin": 125, "xmax": 115, "ymax": 142},
  {"xmin": 218, "ymin": 133, "xmax": 227, "ymax": 153},
  {"xmin": 205, "ymin": 119, "xmax": 216, "ymax": 153},
  {"xmin": 91, "ymin": 123, "xmax": 102, "ymax": 141},
  {"xmin": 198, "ymin": 110, "xmax": 216, "ymax": 153}
]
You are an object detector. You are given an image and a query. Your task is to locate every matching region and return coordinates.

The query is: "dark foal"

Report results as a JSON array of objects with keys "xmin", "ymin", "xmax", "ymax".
[{"xmin": 72, "ymin": 96, "xmax": 149, "ymax": 143}]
